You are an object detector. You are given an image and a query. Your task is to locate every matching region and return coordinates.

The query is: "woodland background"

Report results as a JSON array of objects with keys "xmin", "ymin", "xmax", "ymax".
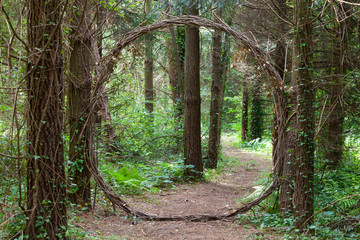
[{"xmin": 1, "ymin": 0, "xmax": 360, "ymax": 239}]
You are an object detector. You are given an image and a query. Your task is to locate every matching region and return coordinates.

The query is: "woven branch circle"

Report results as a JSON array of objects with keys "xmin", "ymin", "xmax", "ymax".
[{"xmin": 89, "ymin": 15, "xmax": 285, "ymax": 221}]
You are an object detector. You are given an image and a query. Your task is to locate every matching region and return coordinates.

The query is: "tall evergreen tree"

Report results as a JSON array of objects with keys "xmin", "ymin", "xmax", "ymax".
[
  {"xmin": 144, "ymin": 0, "xmax": 154, "ymax": 114},
  {"xmin": 206, "ymin": 28, "xmax": 223, "ymax": 169},
  {"xmin": 293, "ymin": 0, "xmax": 315, "ymax": 230},
  {"xmin": 184, "ymin": 0, "xmax": 202, "ymax": 177},
  {"xmin": 95, "ymin": 5, "xmax": 116, "ymax": 148},
  {"xmin": 25, "ymin": 0, "xmax": 67, "ymax": 238},
  {"xmin": 325, "ymin": 1, "xmax": 348, "ymax": 168},
  {"xmin": 272, "ymin": 0, "xmax": 294, "ymax": 213},
  {"xmin": 68, "ymin": 0, "xmax": 94, "ymax": 206},
  {"xmin": 249, "ymin": 77, "xmax": 263, "ymax": 140},
  {"xmin": 241, "ymin": 78, "xmax": 249, "ymax": 141}
]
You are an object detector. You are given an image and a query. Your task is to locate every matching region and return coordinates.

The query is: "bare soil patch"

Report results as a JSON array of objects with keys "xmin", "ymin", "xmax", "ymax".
[{"xmin": 78, "ymin": 137, "xmax": 279, "ymax": 239}]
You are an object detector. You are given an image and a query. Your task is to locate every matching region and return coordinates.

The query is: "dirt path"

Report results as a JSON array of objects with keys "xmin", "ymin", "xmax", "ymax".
[{"xmin": 78, "ymin": 137, "xmax": 277, "ymax": 239}]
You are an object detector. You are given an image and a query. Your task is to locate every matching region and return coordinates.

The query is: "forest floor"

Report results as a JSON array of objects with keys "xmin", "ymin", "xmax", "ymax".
[{"xmin": 77, "ymin": 136, "xmax": 280, "ymax": 239}]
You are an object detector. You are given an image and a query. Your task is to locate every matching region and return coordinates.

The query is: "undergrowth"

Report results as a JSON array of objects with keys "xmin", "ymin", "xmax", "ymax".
[
  {"xmin": 235, "ymin": 137, "xmax": 360, "ymax": 239},
  {"xmin": 100, "ymin": 158, "xmax": 196, "ymax": 195}
]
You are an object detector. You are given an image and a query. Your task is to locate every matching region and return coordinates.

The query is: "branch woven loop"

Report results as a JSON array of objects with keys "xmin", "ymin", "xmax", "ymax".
[{"xmin": 89, "ymin": 15, "xmax": 285, "ymax": 221}]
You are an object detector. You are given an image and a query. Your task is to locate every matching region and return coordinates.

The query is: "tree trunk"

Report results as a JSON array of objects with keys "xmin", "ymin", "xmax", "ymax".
[
  {"xmin": 68, "ymin": 0, "xmax": 93, "ymax": 206},
  {"xmin": 326, "ymin": 79, "xmax": 344, "ymax": 168},
  {"xmin": 215, "ymin": 33, "xmax": 230, "ymax": 155},
  {"xmin": 241, "ymin": 79, "xmax": 249, "ymax": 141},
  {"xmin": 184, "ymin": 2, "xmax": 202, "ymax": 177},
  {"xmin": 293, "ymin": 0, "xmax": 315, "ymax": 230},
  {"xmin": 25, "ymin": 0, "xmax": 67, "ymax": 238},
  {"xmin": 167, "ymin": 27, "xmax": 183, "ymax": 122},
  {"xmin": 144, "ymin": 0, "xmax": 154, "ymax": 114},
  {"xmin": 272, "ymin": 0, "xmax": 293, "ymax": 213},
  {"xmin": 166, "ymin": 28, "xmax": 184, "ymax": 152},
  {"xmin": 278, "ymin": 42, "xmax": 297, "ymax": 213},
  {"xmin": 176, "ymin": 26, "xmax": 186, "ymax": 106},
  {"xmin": 166, "ymin": 38, "xmax": 178, "ymax": 105},
  {"xmin": 325, "ymin": 1, "xmax": 346, "ymax": 169},
  {"xmin": 250, "ymin": 77, "xmax": 263, "ymax": 140},
  {"xmin": 279, "ymin": 131, "xmax": 294, "ymax": 213},
  {"xmin": 95, "ymin": 5, "xmax": 116, "ymax": 148},
  {"xmin": 206, "ymin": 29, "xmax": 223, "ymax": 169},
  {"xmin": 100, "ymin": 87, "xmax": 116, "ymax": 144}
]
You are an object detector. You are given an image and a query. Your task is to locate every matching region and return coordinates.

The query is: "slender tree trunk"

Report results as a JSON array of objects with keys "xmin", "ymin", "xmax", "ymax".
[
  {"xmin": 277, "ymin": 83, "xmax": 296, "ymax": 214},
  {"xmin": 241, "ymin": 79, "xmax": 249, "ymax": 141},
  {"xmin": 144, "ymin": 0, "xmax": 154, "ymax": 114},
  {"xmin": 272, "ymin": 0, "xmax": 293, "ymax": 213},
  {"xmin": 100, "ymin": 88, "xmax": 116, "ymax": 144},
  {"xmin": 325, "ymin": 1, "xmax": 346, "ymax": 168},
  {"xmin": 96, "ymin": 5, "xmax": 116, "ymax": 147},
  {"xmin": 206, "ymin": 29, "xmax": 223, "ymax": 169},
  {"xmin": 279, "ymin": 41, "xmax": 298, "ymax": 213},
  {"xmin": 250, "ymin": 77, "xmax": 263, "ymax": 140},
  {"xmin": 166, "ymin": 27, "xmax": 184, "ymax": 152},
  {"xmin": 184, "ymin": 2, "xmax": 202, "ymax": 177},
  {"xmin": 326, "ymin": 79, "xmax": 344, "ymax": 168},
  {"xmin": 166, "ymin": 38, "xmax": 178, "ymax": 105},
  {"xmin": 358, "ymin": 13, "xmax": 360, "ymax": 45},
  {"xmin": 176, "ymin": 26, "xmax": 186, "ymax": 106},
  {"xmin": 293, "ymin": 0, "xmax": 315, "ymax": 230},
  {"xmin": 68, "ymin": 0, "xmax": 93, "ymax": 206},
  {"xmin": 216, "ymin": 33, "xmax": 230, "ymax": 151},
  {"xmin": 25, "ymin": 0, "xmax": 67, "ymax": 238},
  {"xmin": 167, "ymin": 27, "xmax": 183, "ymax": 122},
  {"xmin": 279, "ymin": 131, "xmax": 295, "ymax": 213}
]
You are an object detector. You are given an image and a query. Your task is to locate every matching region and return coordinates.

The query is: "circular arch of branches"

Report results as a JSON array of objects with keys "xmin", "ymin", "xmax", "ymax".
[{"xmin": 89, "ymin": 15, "xmax": 286, "ymax": 221}]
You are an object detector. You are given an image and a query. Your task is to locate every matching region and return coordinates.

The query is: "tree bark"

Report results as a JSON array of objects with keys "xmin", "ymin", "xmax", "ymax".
[
  {"xmin": 176, "ymin": 26, "xmax": 186, "ymax": 106},
  {"xmin": 166, "ymin": 29, "xmax": 183, "ymax": 152},
  {"xmin": 206, "ymin": 28, "xmax": 224, "ymax": 169},
  {"xmin": 326, "ymin": 78, "xmax": 344, "ymax": 168},
  {"xmin": 278, "ymin": 42, "xmax": 297, "ymax": 212},
  {"xmin": 144, "ymin": 0, "xmax": 154, "ymax": 114},
  {"xmin": 184, "ymin": 2, "xmax": 202, "ymax": 177},
  {"xmin": 215, "ymin": 33, "xmax": 230, "ymax": 158},
  {"xmin": 241, "ymin": 79, "xmax": 249, "ymax": 141},
  {"xmin": 250, "ymin": 77, "xmax": 263, "ymax": 140},
  {"xmin": 218, "ymin": 33, "xmax": 230, "ymax": 141},
  {"xmin": 95, "ymin": 5, "xmax": 116, "ymax": 148},
  {"xmin": 167, "ymin": 28, "xmax": 183, "ymax": 121},
  {"xmin": 271, "ymin": 0, "xmax": 293, "ymax": 213},
  {"xmin": 205, "ymin": 27, "xmax": 229, "ymax": 169},
  {"xmin": 293, "ymin": 0, "xmax": 315, "ymax": 230},
  {"xmin": 325, "ymin": 1, "xmax": 346, "ymax": 169},
  {"xmin": 166, "ymin": 38, "xmax": 178, "ymax": 105},
  {"xmin": 25, "ymin": 0, "xmax": 67, "ymax": 238},
  {"xmin": 68, "ymin": 0, "xmax": 93, "ymax": 206},
  {"xmin": 279, "ymin": 132, "xmax": 294, "ymax": 213}
]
